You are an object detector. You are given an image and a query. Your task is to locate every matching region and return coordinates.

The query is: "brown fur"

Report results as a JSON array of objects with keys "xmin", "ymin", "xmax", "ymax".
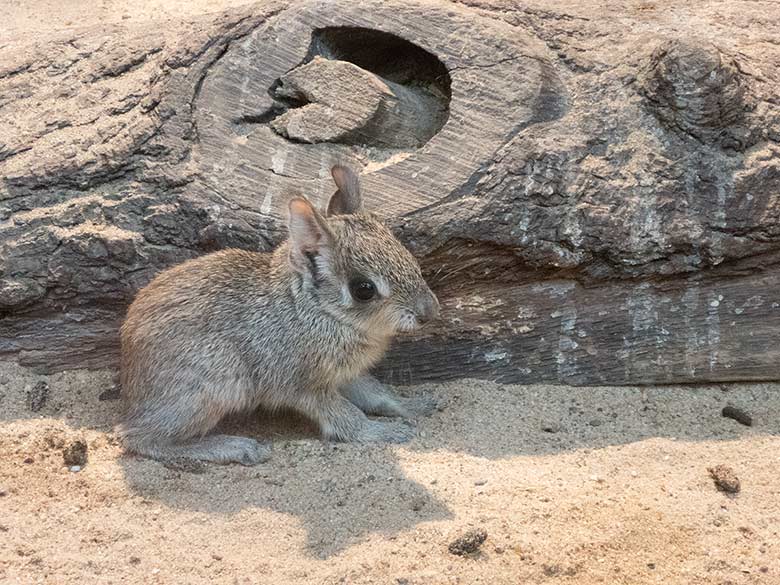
[{"xmin": 117, "ymin": 166, "xmax": 439, "ymax": 465}]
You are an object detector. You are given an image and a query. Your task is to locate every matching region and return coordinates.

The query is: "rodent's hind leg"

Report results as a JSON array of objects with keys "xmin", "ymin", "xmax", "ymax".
[
  {"xmin": 118, "ymin": 376, "xmax": 270, "ymax": 466},
  {"xmin": 341, "ymin": 375, "xmax": 438, "ymax": 418},
  {"xmin": 122, "ymin": 434, "xmax": 271, "ymax": 466},
  {"xmin": 294, "ymin": 390, "xmax": 416, "ymax": 444}
]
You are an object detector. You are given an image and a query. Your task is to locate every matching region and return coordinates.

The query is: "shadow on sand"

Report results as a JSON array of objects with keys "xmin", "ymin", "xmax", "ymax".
[{"xmin": 2, "ymin": 361, "xmax": 778, "ymax": 558}]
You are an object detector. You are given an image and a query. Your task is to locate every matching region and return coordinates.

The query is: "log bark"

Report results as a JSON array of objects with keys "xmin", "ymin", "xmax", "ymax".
[{"xmin": 1, "ymin": 0, "xmax": 779, "ymax": 385}]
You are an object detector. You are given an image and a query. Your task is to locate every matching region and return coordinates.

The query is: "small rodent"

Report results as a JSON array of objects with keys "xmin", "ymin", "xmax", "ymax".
[{"xmin": 117, "ymin": 165, "xmax": 440, "ymax": 465}]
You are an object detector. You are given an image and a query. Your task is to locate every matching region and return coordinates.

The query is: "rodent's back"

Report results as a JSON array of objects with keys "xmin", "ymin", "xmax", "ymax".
[
  {"xmin": 120, "ymin": 249, "xmax": 276, "ymax": 402},
  {"xmin": 123, "ymin": 249, "xmax": 273, "ymax": 339}
]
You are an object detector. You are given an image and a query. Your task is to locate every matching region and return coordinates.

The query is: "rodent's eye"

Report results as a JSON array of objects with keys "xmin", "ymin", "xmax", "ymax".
[{"xmin": 349, "ymin": 278, "xmax": 377, "ymax": 302}]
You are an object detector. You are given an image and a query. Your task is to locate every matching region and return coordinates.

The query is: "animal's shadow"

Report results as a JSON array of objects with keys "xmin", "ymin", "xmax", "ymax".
[
  {"xmin": 2, "ymin": 362, "xmax": 778, "ymax": 558},
  {"xmin": 121, "ymin": 409, "xmax": 455, "ymax": 559}
]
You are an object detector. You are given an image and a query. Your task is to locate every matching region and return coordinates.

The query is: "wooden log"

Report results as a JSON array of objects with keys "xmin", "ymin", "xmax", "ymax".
[{"xmin": 1, "ymin": 0, "xmax": 779, "ymax": 386}]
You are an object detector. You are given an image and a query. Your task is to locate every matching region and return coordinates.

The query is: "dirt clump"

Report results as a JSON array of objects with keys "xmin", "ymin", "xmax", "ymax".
[
  {"xmin": 62, "ymin": 439, "xmax": 88, "ymax": 468},
  {"xmin": 448, "ymin": 529, "xmax": 488, "ymax": 556},
  {"xmin": 708, "ymin": 465, "xmax": 740, "ymax": 494}
]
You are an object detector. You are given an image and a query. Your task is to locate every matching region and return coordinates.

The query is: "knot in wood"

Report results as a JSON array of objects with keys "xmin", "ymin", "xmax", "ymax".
[{"xmin": 641, "ymin": 40, "xmax": 745, "ymax": 142}]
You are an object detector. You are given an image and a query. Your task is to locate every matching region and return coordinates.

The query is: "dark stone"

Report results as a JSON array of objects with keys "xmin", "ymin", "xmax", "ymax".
[{"xmin": 721, "ymin": 405, "xmax": 753, "ymax": 427}]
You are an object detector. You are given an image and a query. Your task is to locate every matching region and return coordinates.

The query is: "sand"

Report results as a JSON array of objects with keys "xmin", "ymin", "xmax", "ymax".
[
  {"xmin": 1, "ymin": 361, "xmax": 778, "ymax": 584},
  {"xmin": 2, "ymin": 1, "xmax": 779, "ymax": 583},
  {"xmin": 1, "ymin": 0, "xmax": 255, "ymax": 37}
]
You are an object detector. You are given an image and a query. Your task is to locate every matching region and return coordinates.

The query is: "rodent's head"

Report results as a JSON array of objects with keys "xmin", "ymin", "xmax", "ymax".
[{"xmin": 286, "ymin": 165, "xmax": 439, "ymax": 337}]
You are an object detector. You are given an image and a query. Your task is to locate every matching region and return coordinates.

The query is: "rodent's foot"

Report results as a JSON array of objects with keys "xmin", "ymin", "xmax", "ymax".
[
  {"xmin": 209, "ymin": 435, "xmax": 272, "ymax": 466},
  {"xmin": 360, "ymin": 419, "xmax": 417, "ymax": 444},
  {"xmin": 398, "ymin": 395, "xmax": 439, "ymax": 418},
  {"xmin": 124, "ymin": 434, "xmax": 271, "ymax": 466}
]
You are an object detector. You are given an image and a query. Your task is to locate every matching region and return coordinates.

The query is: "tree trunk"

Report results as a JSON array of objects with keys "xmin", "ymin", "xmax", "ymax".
[{"xmin": 2, "ymin": 0, "xmax": 779, "ymax": 385}]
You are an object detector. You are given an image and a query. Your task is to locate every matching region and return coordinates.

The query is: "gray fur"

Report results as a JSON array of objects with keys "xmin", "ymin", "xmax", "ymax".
[
  {"xmin": 327, "ymin": 165, "xmax": 363, "ymax": 216},
  {"xmin": 117, "ymin": 166, "xmax": 440, "ymax": 466}
]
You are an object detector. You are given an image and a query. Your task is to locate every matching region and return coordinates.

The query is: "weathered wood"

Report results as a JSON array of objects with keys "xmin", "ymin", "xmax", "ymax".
[
  {"xmin": 1, "ymin": 0, "xmax": 779, "ymax": 385},
  {"xmin": 383, "ymin": 245, "xmax": 780, "ymax": 385},
  {"xmin": 270, "ymin": 56, "xmax": 447, "ymax": 148}
]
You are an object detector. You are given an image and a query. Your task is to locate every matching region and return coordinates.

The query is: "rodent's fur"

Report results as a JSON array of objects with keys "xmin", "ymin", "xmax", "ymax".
[{"xmin": 117, "ymin": 166, "xmax": 440, "ymax": 465}]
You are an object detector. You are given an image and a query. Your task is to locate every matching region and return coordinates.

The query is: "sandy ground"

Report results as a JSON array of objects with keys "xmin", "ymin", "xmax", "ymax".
[
  {"xmin": 1, "ymin": 0, "xmax": 255, "ymax": 37},
  {"xmin": 1, "ymin": 361, "xmax": 779, "ymax": 584},
  {"xmin": 2, "ymin": 0, "xmax": 779, "ymax": 583}
]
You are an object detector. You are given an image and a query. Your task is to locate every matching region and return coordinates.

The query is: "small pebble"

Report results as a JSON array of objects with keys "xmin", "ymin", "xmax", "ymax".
[
  {"xmin": 588, "ymin": 418, "xmax": 603, "ymax": 427},
  {"xmin": 708, "ymin": 465, "xmax": 741, "ymax": 494},
  {"xmin": 474, "ymin": 479, "xmax": 487, "ymax": 486},
  {"xmin": 448, "ymin": 528, "xmax": 488, "ymax": 556},
  {"xmin": 722, "ymin": 405, "xmax": 752, "ymax": 427},
  {"xmin": 69, "ymin": 465, "xmax": 81, "ymax": 473}
]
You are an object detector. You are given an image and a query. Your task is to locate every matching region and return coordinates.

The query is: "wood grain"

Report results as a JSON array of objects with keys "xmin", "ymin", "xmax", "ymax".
[{"xmin": 2, "ymin": 0, "xmax": 780, "ymax": 385}]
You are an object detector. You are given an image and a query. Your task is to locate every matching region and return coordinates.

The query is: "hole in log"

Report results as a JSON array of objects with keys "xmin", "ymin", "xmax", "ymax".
[
  {"xmin": 309, "ymin": 26, "xmax": 451, "ymax": 101},
  {"xmin": 249, "ymin": 26, "xmax": 451, "ymax": 151}
]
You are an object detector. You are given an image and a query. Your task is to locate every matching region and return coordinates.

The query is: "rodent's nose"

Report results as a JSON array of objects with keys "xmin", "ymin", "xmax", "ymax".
[{"xmin": 415, "ymin": 291, "xmax": 440, "ymax": 325}]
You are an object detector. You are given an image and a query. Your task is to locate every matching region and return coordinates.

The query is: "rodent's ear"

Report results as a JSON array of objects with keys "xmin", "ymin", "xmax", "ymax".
[
  {"xmin": 287, "ymin": 196, "xmax": 334, "ymax": 264},
  {"xmin": 327, "ymin": 165, "xmax": 363, "ymax": 216}
]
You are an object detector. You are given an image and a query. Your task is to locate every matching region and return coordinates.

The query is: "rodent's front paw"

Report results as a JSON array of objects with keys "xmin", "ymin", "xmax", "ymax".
[
  {"xmin": 362, "ymin": 419, "xmax": 416, "ymax": 444},
  {"xmin": 398, "ymin": 395, "xmax": 440, "ymax": 418}
]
